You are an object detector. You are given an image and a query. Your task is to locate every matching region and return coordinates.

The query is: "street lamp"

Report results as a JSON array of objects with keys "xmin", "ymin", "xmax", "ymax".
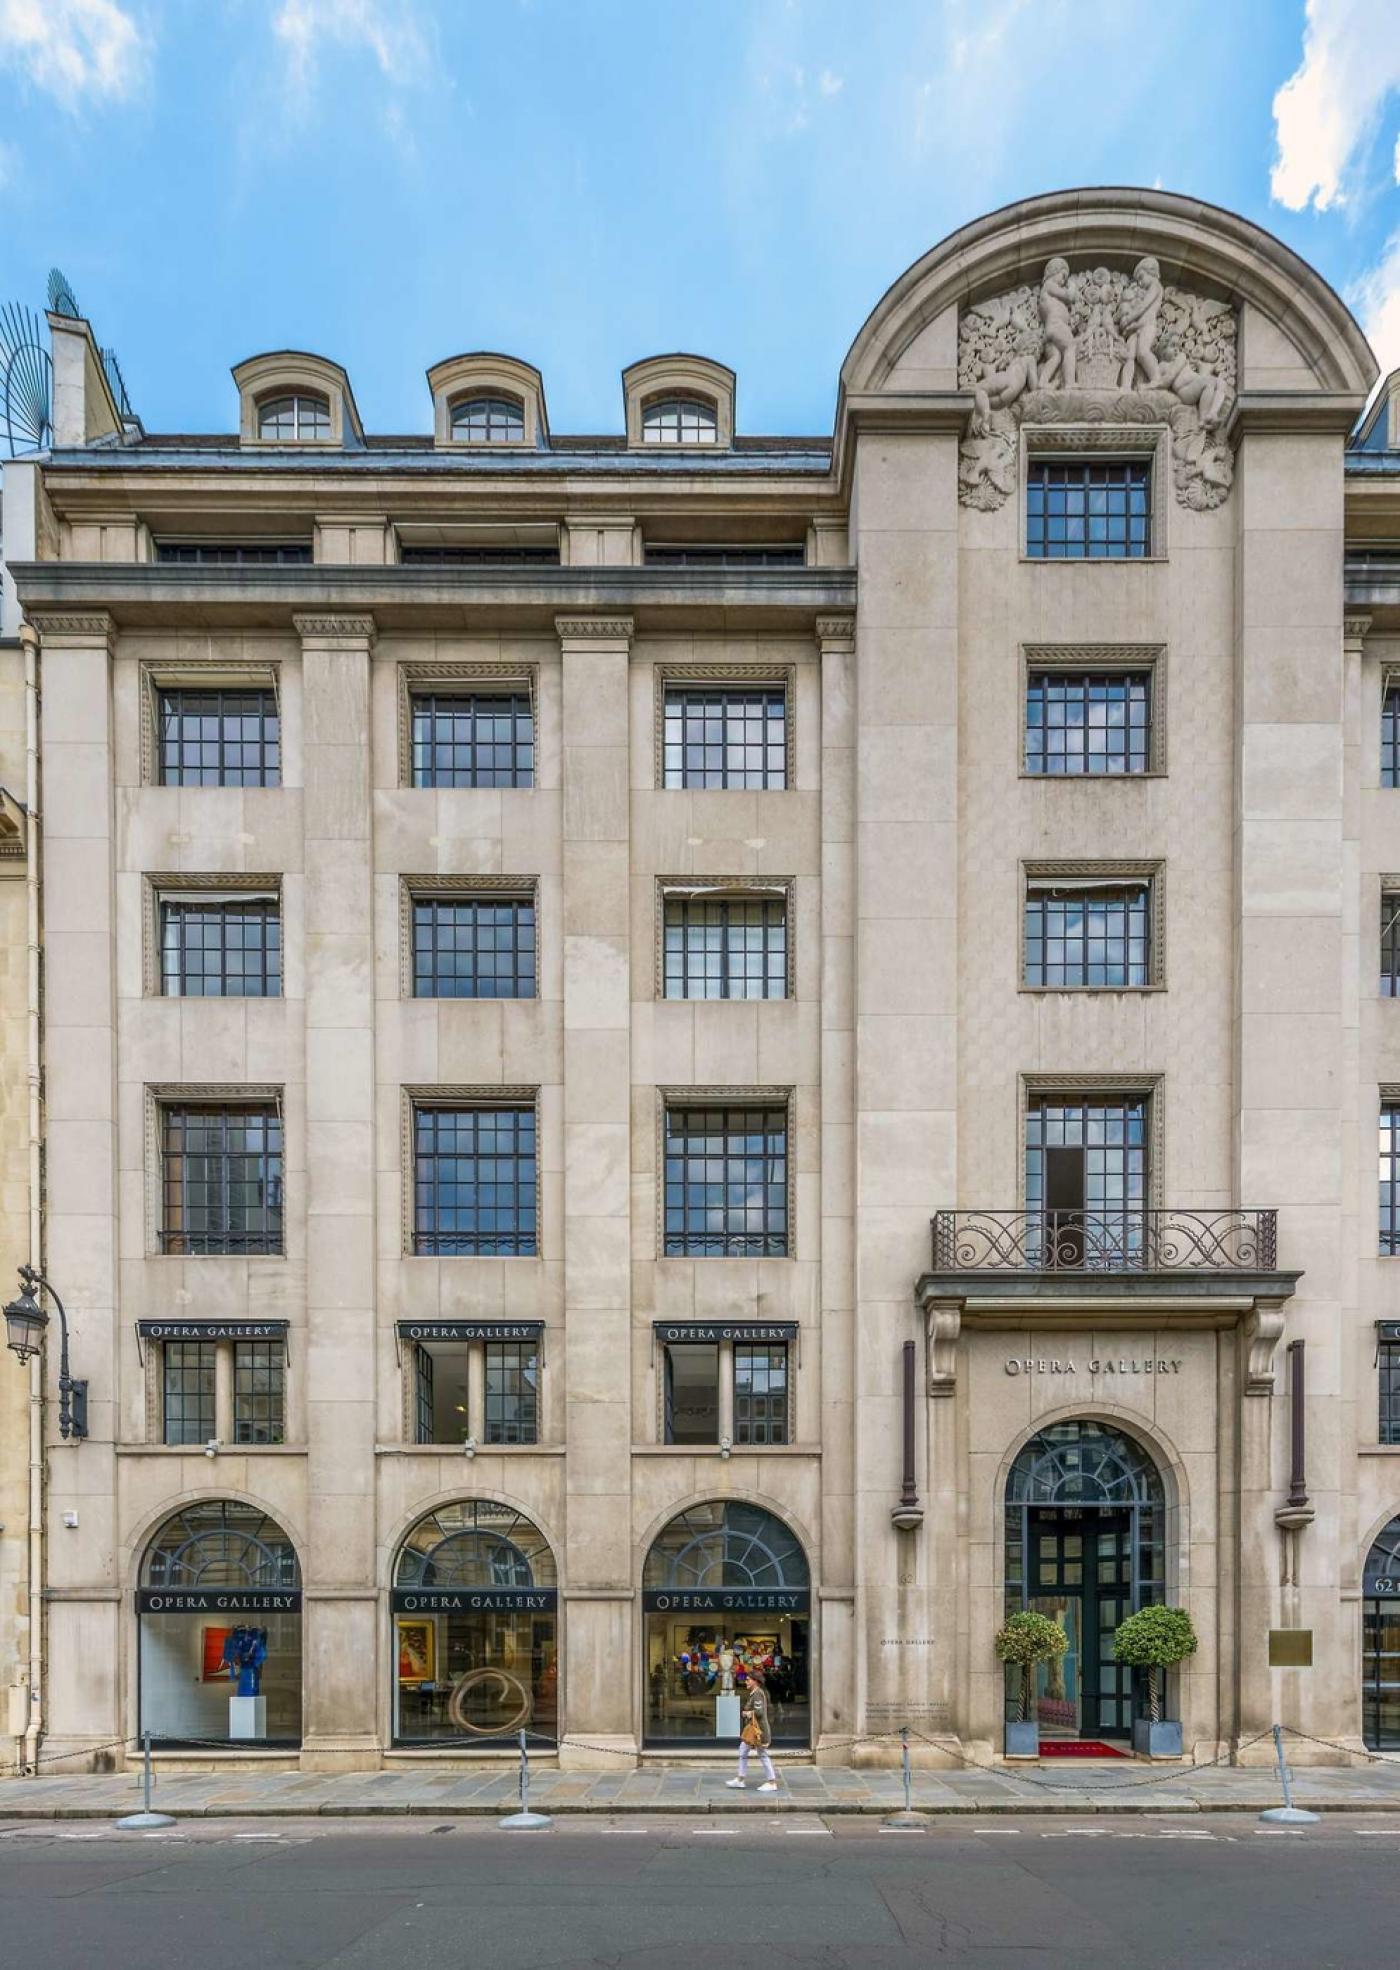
[{"xmin": 3, "ymin": 1264, "xmax": 87, "ymax": 1439}]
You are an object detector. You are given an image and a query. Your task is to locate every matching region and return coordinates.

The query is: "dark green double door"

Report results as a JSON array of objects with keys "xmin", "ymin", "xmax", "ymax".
[{"xmin": 1028, "ymin": 1509, "xmax": 1135, "ymax": 1739}]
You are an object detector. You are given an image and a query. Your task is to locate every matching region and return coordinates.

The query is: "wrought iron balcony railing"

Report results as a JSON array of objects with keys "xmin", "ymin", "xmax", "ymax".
[{"xmin": 930, "ymin": 1208, "xmax": 1278, "ymax": 1274}]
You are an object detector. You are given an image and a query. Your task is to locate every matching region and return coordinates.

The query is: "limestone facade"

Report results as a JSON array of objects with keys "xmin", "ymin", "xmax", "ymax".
[{"xmin": 4, "ymin": 187, "xmax": 1400, "ymax": 1771}]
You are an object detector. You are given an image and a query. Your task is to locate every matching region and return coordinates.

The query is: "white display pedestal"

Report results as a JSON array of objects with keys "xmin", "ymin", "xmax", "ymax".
[
  {"xmin": 714, "ymin": 1692, "xmax": 741, "ymax": 1741},
  {"xmin": 229, "ymin": 1695, "xmax": 267, "ymax": 1740}
]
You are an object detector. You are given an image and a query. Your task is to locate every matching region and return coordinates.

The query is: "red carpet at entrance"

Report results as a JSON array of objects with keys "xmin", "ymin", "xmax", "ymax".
[{"xmin": 1037, "ymin": 1739, "xmax": 1128, "ymax": 1758}]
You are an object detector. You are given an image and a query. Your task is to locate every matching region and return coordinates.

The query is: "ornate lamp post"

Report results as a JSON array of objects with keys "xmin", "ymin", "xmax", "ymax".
[{"xmin": 3, "ymin": 1264, "xmax": 86, "ymax": 1439}]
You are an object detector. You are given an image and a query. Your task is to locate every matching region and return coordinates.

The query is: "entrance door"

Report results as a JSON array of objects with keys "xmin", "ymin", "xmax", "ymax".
[{"xmin": 1029, "ymin": 1510, "xmax": 1134, "ymax": 1739}]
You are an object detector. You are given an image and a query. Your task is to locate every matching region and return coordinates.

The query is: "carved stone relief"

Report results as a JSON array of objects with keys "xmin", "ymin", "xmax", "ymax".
[{"xmin": 956, "ymin": 258, "xmax": 1237, "ymax": 513}]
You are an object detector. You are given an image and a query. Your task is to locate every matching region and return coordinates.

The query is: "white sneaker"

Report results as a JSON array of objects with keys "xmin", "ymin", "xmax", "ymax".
[
  {"xmin": 725, "ymin": 1777, "xmax": 746, "ymax": 1788},
  {"xmin": 757, "ymin": 1781, "xmax": 778, "ymax": 1792}
]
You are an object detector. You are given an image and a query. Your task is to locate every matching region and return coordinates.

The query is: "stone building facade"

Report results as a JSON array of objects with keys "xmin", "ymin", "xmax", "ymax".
[{"xmin": 4, "ymin": 187, "xmax": 1400, "ymax": 1772}]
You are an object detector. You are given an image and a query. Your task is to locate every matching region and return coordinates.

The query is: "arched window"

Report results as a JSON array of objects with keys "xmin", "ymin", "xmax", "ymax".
[
  {"xmin": 257, "ymin": 392, "xmax": 331, "ymax": 441},
  {"xmin": 137, "ymin": 1501, "xmax": 302, "ymax": 1745},
  {"xmin": 641, "ymin": 396, "xmax": 718, "ymax": 445},
  {"xmin": 391, "ymin": 1502, "xmax": 558, "ymax": 1747},
  {"xmin": 643, "ymin": 1501, "xmax": 810, "ymax": 1748},
  {"xmin": 450, "ymin": 394, "xmax": 525, "ymax": 443},
  {"xmin": 1363, "ymin": 1515, "xmax": 1400, "ymax": 1748}
]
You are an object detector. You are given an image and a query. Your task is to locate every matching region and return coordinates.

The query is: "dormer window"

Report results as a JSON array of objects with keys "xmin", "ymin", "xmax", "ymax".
[
  {"xmin": 257, "ymin": 393, "xmax": 331, "ymax": 442},
  {"xmin": 642, "ymin": 396, "xmax": 718, "ymax": 445},
  {"xmin": 450, "ymin": 394, "xmax": 526, "ymax": 444}
]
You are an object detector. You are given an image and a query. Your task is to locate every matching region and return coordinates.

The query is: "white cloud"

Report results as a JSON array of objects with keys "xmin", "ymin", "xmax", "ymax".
[
  {"xmin": 1352, "ymin": 229, "xmax": 1400, "ymax": 380},
  {"xmin": 817, "ymin": 69, "xmax": 843, "ymax": 97},
  {"xmin": 1271, "ymin": 0, "xmax": 1400, "ymax": 210},
  {"xmin": 272, "ymin": 0, "xmax": 429, "ymax": 90},
  {"xmin": 0, "ymin": 0, "xmax": 143, "ymax": 107}
]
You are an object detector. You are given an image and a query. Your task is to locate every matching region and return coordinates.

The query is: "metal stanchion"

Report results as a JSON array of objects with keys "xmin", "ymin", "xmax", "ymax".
[
  {"xmin": 1258, "ymin": 1723, "xmax": 1320, "ymax": 1826},
  {"xmin": 115, "ymin": 1731, "xmax": 176, "ymax": 1830},
  {"xmin": 498, "ymin": 1728, "xmax": 553, "ymax": 1829},
  {"xmin": 881, "ymin": 1726, "xmax": 928, "ymax": 1830}
]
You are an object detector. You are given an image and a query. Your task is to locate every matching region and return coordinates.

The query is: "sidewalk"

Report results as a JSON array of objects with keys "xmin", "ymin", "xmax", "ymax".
[{"xmin": 6, "ymin": 1760, "xmax": 1400, "ymax": 1819}]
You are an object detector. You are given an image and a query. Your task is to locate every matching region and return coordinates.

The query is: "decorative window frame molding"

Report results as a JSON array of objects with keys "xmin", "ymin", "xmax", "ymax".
[
  {"xmin": 1020, "ymin": 642, "xmax": 1167, "ymax": 777},
  {"xmin": 232, "ymin": 352, "xmax": 362, "ymax": 449},
  {"xmin": 1020, "ymin": 423, "xmax": 1169, "ymax": 564},
  {"xmin": 651, "ymin": 1331, "xmax": 798, "ymax": 1448},
  {"xmin": 655, "ymin": 1084, "xmax": 797, "ymax": 1262},
  {"xmin": 653, "ymin": 662, "xmax": 796, "ymax": 791},
  {"xmin": 142, "ymin": 872, "xmax": 284, "ymax": 998},
  {"xmin": 1018, "ymin": 1071, "xmax": 1166, "ymax": 1213},
  {"xmin": 139, "ymin": 661, "xmax": 282, "ymax": 788},
  {"xmin": 144, "ymin": 1083, "xmax": 285, "ymax": 1258},
  {"xmin": 654, "ymin": 875, "xmax": 795, "ymax": 1001},
  {"xmin": 623, "ymin": 354, "xmax": 735, "ymax": 448},
  {"xmin": 396, "ymin": 659, "xmax": 539, "ymax": 788},
  {"xmin": 401, "ymin": 1084, "xmax": 541, "ymax": 1260},
  {"xmin": 426, "ymin": 353, "xmax": 548, "ymax": 450},
  {"xmin": 399, "ymin": 874, "xmax": 541, "ymax": 1000},
  {"xmin": 1020, "ymin": 859, "xmax": 1165, "ymax": 992}
]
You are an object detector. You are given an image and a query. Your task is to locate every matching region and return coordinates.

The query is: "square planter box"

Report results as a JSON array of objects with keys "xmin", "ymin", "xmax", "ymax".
[
  {"xmin": 1004, "ymin": 1721, "xmax": 1040, "ymax": 1759},
  {"xmin": 1133, "ymin": 1718, "xmax": 1183, "ymax": 1759}
]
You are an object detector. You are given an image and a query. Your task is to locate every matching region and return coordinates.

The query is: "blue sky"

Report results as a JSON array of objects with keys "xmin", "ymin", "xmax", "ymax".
[{"xmin": 1, "ymin": 0, "xmax": 1398, "ymax": 437}]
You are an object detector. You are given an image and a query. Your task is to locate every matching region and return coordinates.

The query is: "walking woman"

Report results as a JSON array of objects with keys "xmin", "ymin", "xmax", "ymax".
[{"xmin": 726, "ymin": 1664, "xmax": 778, "ymax": 1791}]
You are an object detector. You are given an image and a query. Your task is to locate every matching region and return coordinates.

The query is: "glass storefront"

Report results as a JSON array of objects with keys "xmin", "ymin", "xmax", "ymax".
[
  {"xmin": 642, "ymin": 1500, "xmax": 811, "ymax": 1747},
  {"xmin": 392, "ymin": 1500, "xmax": 558, "ymax": 1747},
  {"xmin": 1363, "ymin": 1516, "xmax": 1400, "ymax": 1749},
  {"xmin": 137, "ymin": 1500, "xmax": 302, "ymax": 1746}
]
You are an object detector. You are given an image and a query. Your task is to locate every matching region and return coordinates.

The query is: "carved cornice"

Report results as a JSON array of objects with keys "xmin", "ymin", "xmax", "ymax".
[
  {"xmin": 814, "ymin": 614, "xmax": 856, "ymax": 647},
  {"xmin": 1023, "ymin": 642, "xmax": 1163, "ymax": 666},
  {"xmin": 292, "ymin": 613, "xmax": 376, "ymax": 642},
  {"xmin": 555, "ymin": 615, "xmax": 635, "ymax": 642},
  {"xmin": 1344, "ymin": 615, "xmax": 1373, "ymax": 645},
  {"xmin": 27, "ymin": 610, "xmax": 115, "ymax": 649}
]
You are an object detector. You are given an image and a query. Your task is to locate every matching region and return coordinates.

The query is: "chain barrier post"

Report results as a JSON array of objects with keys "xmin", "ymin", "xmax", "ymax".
[
  {"xmin": 881, "ymin": 1724, "xmax": 928, "ymax": 1831},
  {"xmin": 115, "ymin": 1730, "xmax": 176, "ymax": 1830},
  {"xmin": 498, "ymin": 1728, "xmax": 553, "ymax": 1830},
  {"xmin": 1258, "ymin": 1722, "xmax": 1320, "ymax": 1825}
]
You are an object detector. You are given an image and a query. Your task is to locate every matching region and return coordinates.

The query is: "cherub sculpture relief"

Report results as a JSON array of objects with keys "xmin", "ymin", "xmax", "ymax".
[
  {"xmin": 1037, "ymin": 258, "xmax": 1076, "ymax": 389},
  {"xmin": 1118, "ymin": 256, "xmax": 1164, "ymax": 389},
  {"xmin": 971, "ymin": 325, "xmax": 1041, "ymax": 434},
  {"xmin": 1154, "ymin": 338, "xmax": 1227, "ymax": 428}
]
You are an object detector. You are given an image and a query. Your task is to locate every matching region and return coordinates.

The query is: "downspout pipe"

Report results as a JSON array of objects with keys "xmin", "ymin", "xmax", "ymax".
[{"xmin": 19, "ymin": 618, "xmax": 42, "ymax": 1776}]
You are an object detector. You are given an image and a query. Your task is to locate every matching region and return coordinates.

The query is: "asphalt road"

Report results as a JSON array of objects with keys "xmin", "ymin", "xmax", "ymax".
[{"xmin": 3, "ymin": 1814, "xmax": 1399, "ymax": 1969}]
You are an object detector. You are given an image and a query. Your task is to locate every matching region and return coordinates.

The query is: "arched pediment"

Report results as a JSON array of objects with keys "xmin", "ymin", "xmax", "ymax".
[
  {"xmin": 232, "ymin": 349, "xmax": 363, "ymax": 447},
  {"xmin": 622, "ymin": 353, "xmax": 735, "ymax": 448},
  {"xmin": 425, "ymin": 352, "xmax": 548, "ymax": 449}
]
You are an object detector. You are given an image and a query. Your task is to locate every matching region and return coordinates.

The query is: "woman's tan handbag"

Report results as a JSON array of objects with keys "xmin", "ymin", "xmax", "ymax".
[{"xmin": 741, "ymin": 1716, "xmax": 763, "ymax": 1748}]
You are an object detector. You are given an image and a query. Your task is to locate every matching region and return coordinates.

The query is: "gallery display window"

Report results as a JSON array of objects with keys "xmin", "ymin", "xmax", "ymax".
[
  {"xmin": 655, "ymin": 1322, "xmax": 796, "ymax": 1445},
  {"xmin": 398, "ymin": 1320, "xmax": 542, "ymax": 1445},
  {"xmin": 392, "ymin": 1500, "xmax": 558, "ymax": 1747},
  {"xmin": 136, "ymin": 1500, "xmax": 302, "ymax": 1747},
  {"xmin": 643, "ymin": 1500, "xmax": 810, "ymax": 1749},
  {"xmin": 1363, "ymin": 1515, "xmax": 1400, "ymax": 1749}
]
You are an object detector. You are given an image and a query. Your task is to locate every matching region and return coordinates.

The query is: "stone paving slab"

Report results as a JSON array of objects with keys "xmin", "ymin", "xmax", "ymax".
[{"xmin": 5, "ymin": 1760, "xmax": 1400, "ymax": 1819}]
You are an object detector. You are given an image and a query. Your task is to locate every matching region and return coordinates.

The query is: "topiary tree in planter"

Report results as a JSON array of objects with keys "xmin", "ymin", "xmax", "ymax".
[
  {"xmin": 1113, "ymin": 1605, "xmax": 1198, "ymax": 1756},
  {"xmin": 994, "ymin": 1609, "xmax": 1069, "ymax": 1739}
]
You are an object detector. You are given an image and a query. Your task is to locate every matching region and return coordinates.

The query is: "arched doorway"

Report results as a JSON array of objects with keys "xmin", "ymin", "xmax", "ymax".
[
  {"xmin": 1004, "ymin": 1421, "xmax": 1167, "ymax": 1742},
  {"xmin": 137, "ymin": 1500, "xmax": 302, "ymax": 1745},
  {"xmin": 1362, "ymin": 1515, "xmax": 1400, "ymax": 1749},
  {"xmin": 390, "ymin": 1500, "xmax": 558, "ymax": 1747},
  {"xmin": 642, "ymin": 1500, "xmax": 810, "ymax": 1748}
]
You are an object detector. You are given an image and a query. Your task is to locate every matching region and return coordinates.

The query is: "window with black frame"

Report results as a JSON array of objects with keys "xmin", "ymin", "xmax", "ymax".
[
  {"xmin": 1383, "ymin": 894, "xmax": 1400, "ymax": 995},
  {"xmin": 413, "ymin": 1105, "xmax": 537, "ymax": 1256},
  {"xmin": 155, "ymin": 542, "xmax": 312, "ymax": 565},
  {"xmin": 662, "ymin": 892, "xmax": 787, "ymax": 999},
  {"xmin": 162, "ymin": 1341, "xmax": 216, "ymax": 1444},
  {"xmin": 1025, "ymin": 878, "xmax": 1151, "ymax": 988},
  {"xmin": 411, "ymin": 893, "xmax": 535, "ymax": 998},
  {"xmin": 662, "ymin": 686, "xmax": 786, "ymax": 790},
  {"xmin": 160, "ymin": 893, "xmax": 281, "ymax": 997},
  {"xmin": 410, "ymin": 691, "xmax": 534, "ymax": 788},
  {"xmin": 160, "ymin": 1104, "xmax": 283, "ymax": 1254},
  {"xmin": 642, "ymin": 397, "xmax": 718, "ymax": 444},
  {"xmin": 663, "ymin": 1103, "xmax": 788, "ymax": 1257},
  {"xmin": 1024, "ymin": 670, "xmax": 1151, "ymax": 775},
  {"xmin": 1385, "ymin": 684, "xmax": 1400, "ymax": 789},
  {"xmin": 734, "ymin": 1344, "xmax": 789, "ymax": 1445},
  {"xmin": 1025, "ymin": 1093, "xmax": 1148, "ymax": 1269},
  {"xmin": 1384, "ymin": 1106, "xmax": 1400, "ymax": 1255},
  {"xmin": 450, "ymin": 395, "xmax": 526, "ymax": 443},
  {"xmin": 485, "ymin": 1342, "xmax": 538, "ymax": 1444},
  {"xmin": 257, "ymin": 393, "xmax": 330, "ymax": 440},
  {"xmin": 157, "ymin": 688, "xmax": 281, "ymax": 787},
  {"xmin": 234, "ymin": 1341, "xmax": 286, "ymax": 1444},
  {"xmin": 1026, "ymin": 459, "xmax": 1151, "ymax": 558}
]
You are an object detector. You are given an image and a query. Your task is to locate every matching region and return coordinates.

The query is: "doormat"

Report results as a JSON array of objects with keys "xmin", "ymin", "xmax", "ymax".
[{"xmin": 1036, "ymin": 1739, "xmax": 1128, "ymax": 1758}]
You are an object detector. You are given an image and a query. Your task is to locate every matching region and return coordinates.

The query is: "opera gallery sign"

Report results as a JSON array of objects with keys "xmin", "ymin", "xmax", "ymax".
[{"xmin": 1003, "ymin": 1355, "xmax": 1182, "ymax": 1377}]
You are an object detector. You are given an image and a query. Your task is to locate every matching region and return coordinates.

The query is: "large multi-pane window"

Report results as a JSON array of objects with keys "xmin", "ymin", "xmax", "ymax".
[
  {"xmin": 162, "ymin": 1341, "xmax": 216, "ymax": 1444},
  {"xmin": 662, "ymin": 686, "xmax": 786, "ymax": 790},
  {"xmin": 642, "ymin": 397, "xmax": 717, "ymax": 444},
  {"xmin": 663, "ymin": 1104, "xmax": 789, "ymax": 1257},
  {"xmin": 485, "ymin": 1341, "xmax": 539, "ymax": 1444},
  {"xmin": 413, "ymin": 1105, "xmax": 537, "ymax": 1256},
  {"xmin": 158, "ymin": 688, "xmax": 281, "ymax": 788},
  {"xmin": 160, "ymin": 1104, "xmax": 284, "ymax": 1255},
  {"xmin": 734, "ymin": 1344, "xmax": 789, "ymax": 1445},
  {"xmin": 1382, "ymin": 1106, "xmax": 1400, "ymax": 1255},
  {"xmin": 1025, "ymin": 670, "xmax": 1151, "ymax": 775},
  {"xmin": 411, "ymin": 894, "xmax": 536, "ymax": 998},
  {"xmin": 234, "ymin": 1341, "xmax": 286, "ymax": 1445},
  {"xmin": 1380, "ymin": 1338, "xmax": 1400, "ymax": 1445},
  {"xmin": 1384, "ymin": 894, "xmax": 1400, "ymax": 995},
  {"xmin": 1025, "ymin": 880, "xmax": 1151, "ymax": 989},
  {"xmin": 1385, "ymin": 685, "xmax": 1400, "ymax": 789},
  {"xmin": 160, "ymin": 895, "xmax": 281, "ymax": 997},
  {"xmin": 155, "ymin": 542, "xmax": 312, "ymax": 565},
  {"xmin": 662, "ymin": 893, "xmax": 787, "ymax": 999},
  {"xmin": 410, "ymin": 692, "xmax": 534, "ymax": 788},
  {"xmin": 450, "ymin": 395, "xmax": 525, "ymax": 442},
  {"xmin": 257, "ymin": 393, "xmax": 330, "ymax": 440},
  {"xmin": 643, "ymin": 545, "xmax": 805, "ymax": 568},
  {"xmin": 1025, "ymin": 1094, "xmax": 1148, "ymax": 1268},
  {"xmin": 1026, "ymin": 459, "xmax": 1152, "ymax": 558}
]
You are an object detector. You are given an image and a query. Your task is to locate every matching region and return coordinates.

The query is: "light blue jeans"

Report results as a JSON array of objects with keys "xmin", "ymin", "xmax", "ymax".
[{"xmin": 738, "ymin": 1741, "xmax": 777, "ymax": 1783}]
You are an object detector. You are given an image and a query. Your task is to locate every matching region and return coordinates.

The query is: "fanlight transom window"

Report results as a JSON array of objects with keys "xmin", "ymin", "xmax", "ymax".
[
  {"xmin": 641, "ymin": 396, "xmax": 718, "ymax": 445},
  {"xmin": 141, "ymin": 1500, "xmax": 300, "ymax": 1589},
  {"xmin": 394, "ymin": 1500, "xmax": 557, "ymax": 1588},
  {"xmin": 643, "ymin": 1500, "xmax": 808, "ymax": 1590},
  {"xmin": 257, "ymin": 393, "xmax": 331, "ymax": 441},
  {"xmin": 1006, "ymin": 1420, "xmax": 1164, "ymax": 1508},
  {"xmin": 450, "ymin": 394, "xmax": 526, "ymax": 443}
]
